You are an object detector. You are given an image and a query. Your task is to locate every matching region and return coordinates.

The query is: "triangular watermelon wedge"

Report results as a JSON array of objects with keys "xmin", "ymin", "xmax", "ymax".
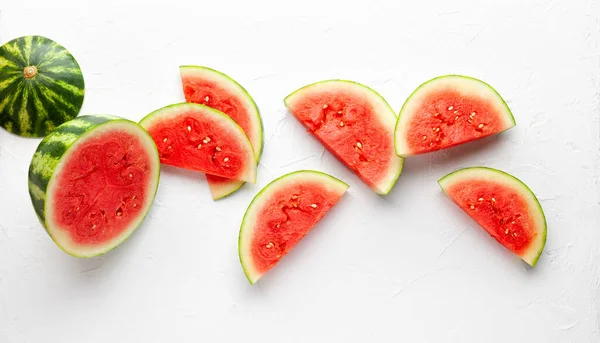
[
  {"xmin": 139, "ymin": 103, "xmax": 256, "ymax": 183},
  {"xmin": 180, "ymin": 66, "xmax": 263, "ymax": 199},
  {"xmin": 439, "ymin": 167, "xmax": 546, "ymax": 266},
  {"xmin": 239, "ymin": 170, "xmax": 348, "ymax": 284}
]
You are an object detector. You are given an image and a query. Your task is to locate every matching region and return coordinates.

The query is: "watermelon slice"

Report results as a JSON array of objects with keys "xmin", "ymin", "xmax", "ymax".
[
  {"xmin": 0, "ymin": 35, "xmax": 85, "ymax": 137},
  {"xmin": 395, "ymin": 75, "xmax": 516, "ymax": 157},
  {"xmin": 284, "ymin": 80, "xmax": 403, "ymax": 195},
  {"xmin": 139, "ymin": 103, "xmax": 257, "ymax": 183},
  {"xmin": 239, "ymin": 170, "xmax": 348, "ymax": 284},
  {"xmin": 27, "ymin": 115, "xmax": 160, "ymax": 257},
  {"xmin": 180, "ymin": 65, "xmax": 263, "ymax": 199},
  {"xmin": 438, "ymin": 167, "xmax": 546, "ymax": 266}
]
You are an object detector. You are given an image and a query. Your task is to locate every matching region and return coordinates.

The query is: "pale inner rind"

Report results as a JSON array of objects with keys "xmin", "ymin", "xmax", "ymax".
[{"xmin": 44, "ymin": 121, "xmax": 160, "ymax": 258}]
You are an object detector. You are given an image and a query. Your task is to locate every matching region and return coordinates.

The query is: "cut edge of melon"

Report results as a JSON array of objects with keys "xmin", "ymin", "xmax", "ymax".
[
  {"xmin": 283, "ymin": 80, "xmax": 403, "ymax": 195},
  {"xmin": 44, "ymin": 117, "xmax": 161, "ymax": 258},
  {"xmin": 438, "ymin": 166, "xmax": 546, "ymax": 267},
  {"xmin": 139, "ymin": 102, "xmax": 257, "ymax": 184},
  {"xmin": 394, "ymin": 75, "xmax": 516, "ymax": 157},
  {"xmin": 179, "ymin": 65, "xmax": 264, "ymax": 160},
  {"xmin": 238, "ymin": 170, "xmax": 349, "ymax": 284}
]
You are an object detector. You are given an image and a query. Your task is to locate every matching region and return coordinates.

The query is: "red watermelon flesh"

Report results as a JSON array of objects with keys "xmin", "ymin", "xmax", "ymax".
[
  {"xmin": 139, "ymin": 103, "xmax": 256, "ymax": 183},
  {"xmin": 439, "ymin": 167, "xmax": 546, "ymax": 266},
  {"xmin": 395, "ymin": 75, "xmax": 516, "ymax": 157},
  {"xmin": 43, "ymin": 120, "xmax": 160, "ymax": 257},
  {"xmin": 180, "ymin": 66, "xmax": 262, "ymax": 199},
  {"xmin": 239, "ymin": 171, "xmax": 348, "ymax": 284},
  {"xmin": 284, "ymin": 80, "xmax": 403, "ymax": 195}
]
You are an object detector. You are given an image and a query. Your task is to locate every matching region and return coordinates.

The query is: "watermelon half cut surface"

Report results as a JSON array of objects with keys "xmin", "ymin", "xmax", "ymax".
[
  {"xmin": 395, "ymin": 75, "xmax": 516, "ymax": 157},
  {"xmin": 284, "ymin": 80, "xmax": 403, "ymax": 195},
  {"xmin": 239, "ymin": 170, "xmax": 349, "ymax": 284},
  {"xmin": 439, "ymin": 167, "xmax": 546, "ymax": 266},
  {"xmin": 28, "ymin": 115, "xmax": 160, "ymax": 257},
  {"xmin": 180, "ymin": 66, "xmax": 263, "ymax": 199},
  {"xmin": 139, "ymin": 103, "xmax": 257, "ymax": 183}
]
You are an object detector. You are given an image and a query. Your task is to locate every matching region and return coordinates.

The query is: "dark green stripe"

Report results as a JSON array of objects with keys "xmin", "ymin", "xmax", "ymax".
[
  {"xmin": 56, "ymin": 123, "xmax": 89, "ymax": 136},
  {"xmin": 28, "ymin": 168, "xmax": 49, "ymax": 192},
  {"xmin": 0, "ymin": 78, "xmax": 22, "ymax": 111},
  {"xmin": 78, "ymin": 115, "xmax": 111, "ymax": 126},
  {"xmin": 0, "ymin": 43, "xmax": 26, "ymax": 67},
  {"xmin": 29, "ymin": 36, "xmax": 55, "ymax": 66},
  {"xmin": 36, "ymin": 139, "xmax": 68, "ymax": 158},
  {"xmin": 30, "ymin": 193, "xmax": 45, "ymax": 220}
]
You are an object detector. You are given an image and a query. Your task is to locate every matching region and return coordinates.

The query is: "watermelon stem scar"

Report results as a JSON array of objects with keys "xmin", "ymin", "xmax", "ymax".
[{"xmin": 24, "ymin": 66, "xmax": 38, "ymax": 78}]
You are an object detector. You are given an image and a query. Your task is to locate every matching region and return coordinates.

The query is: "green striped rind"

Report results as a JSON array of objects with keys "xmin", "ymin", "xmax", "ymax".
[
  {"xmin": 438, "ymin": 166, "xmax": 547, "ymax": 267},
  {"xmin": 28, "ymin": 115, "xmax": 117, "ymax": 225},
  {"xmin": 0, "ymin": 35, "xmax": 85, "ymax": 137}
]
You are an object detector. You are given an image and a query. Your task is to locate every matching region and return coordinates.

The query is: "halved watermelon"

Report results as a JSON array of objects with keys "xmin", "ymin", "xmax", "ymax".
[
  {"xmin": 395, "ymin": 75, "xmax": 516, "ymax": 157},
  {"xmin": 139, "ymin": 103, "xmax": 256, "ymax": 183},
  {"xmin": 27, "ymin": 115, "xmax": 160, "ymax": 257},
  {"xmin": 0, "ymin": 35, "xmax": 85, "ymax": 137},
  {"xmin": 239, "ymin": 170, "xmax": 348, "ymax": 284},
  {"xmin": 438, "ymin": 167, "xmax": 546, "ymax": 266},
  {"xmin": 284, "ymin": 80, "xmax": 403, "ymax": 195},
  {"xmin": 180, "ymin": 65, "xmax": 263, "ymax": 199}
]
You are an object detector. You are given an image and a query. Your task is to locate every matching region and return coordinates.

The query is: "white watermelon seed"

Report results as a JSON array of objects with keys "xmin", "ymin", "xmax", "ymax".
[
  {"xmin": 492, "ymin": 197, "xmax": 496, "ymax": 202},
  {"xmin": 310, "ymin": 204, "xmax": 317, "ymax": 208},
  {"xmin": 266, "ymin": 242, "xmax": 274, "ymax": 249},
  {"xmin": 455, "ymin": 116, "xmax": 459, "ymax": 120},
  {"xmin": 216, "ymin": 146, "xmax": 221, "ymax": 151},
  {"xmin": 478, "ymin": 198, "xmax": 484, "ymax": 201},
  {"xmin": 129, "ymin": 173, "xmax": 133, "ymax": 178},
  {"xmin": 223, "ymin": 157, "xmax": 229, "ymax": 162},
  {"xmin": 422, "ymin": 135, "xmax": 427, "ymax": 140},
  {"xmin": 339, "ymin": 121, "xmax": 344, "ymax": 127},
  {"xmin": 478, "ymin": 123, "xmax": 484, "ymax": 129},
  {"xmin": 322, "ymin": 104, "xmax": 328, "ymax": 109},
  {"xmin": 470, "ymin": 205, "xmax": 475, "ymax": 210},
  {"xmin": 447, "ymin": 106, "xmax": 454, "ymax": 111},
  {"xmin": 187, "ymin": 126, "xmax": 191, "ymax": 132},
  {"xmin": 163, "ymin": 138, "xmax": 168, "ymax": 143},
  {"xmin": 338, "ymin": 110, "xmax": 343, "ymax": 114},
  {"xmin": 356, "ymin": 142, "xmax": 363, "ymax": 149},
  {"xmin": 505, "ymin": 229, "xmax": 509, "ymax": 234},
  {"xmin": 197, "ymin": 144, "xmax": 202, "ymax": 149},
  {"xmin": 471, "ymin": 112, "xmax": 476, "ymax": 117},
  {"xmin": 453, "ymin": 111, "xmax": 458, "ymax": 114},
  {"xmin": 512, "ymin": 221, "xmax": 516, "ymax": 224},
  {"xmin": 205, "ymin": 96, "xmax": 209, "ymax": 102},
  {"xmin": 203, "ymin": 137, "xmax": 210, "ymax": 144},
  {"xmin": 168, "ymin": 146, "xmax": 172, "ymax": 150}
]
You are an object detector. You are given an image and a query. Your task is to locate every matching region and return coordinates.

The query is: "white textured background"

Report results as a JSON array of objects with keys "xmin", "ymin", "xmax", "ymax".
[{"xmin": 1, "ymin": 1, "xmax": 599, "ymax": 342}]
